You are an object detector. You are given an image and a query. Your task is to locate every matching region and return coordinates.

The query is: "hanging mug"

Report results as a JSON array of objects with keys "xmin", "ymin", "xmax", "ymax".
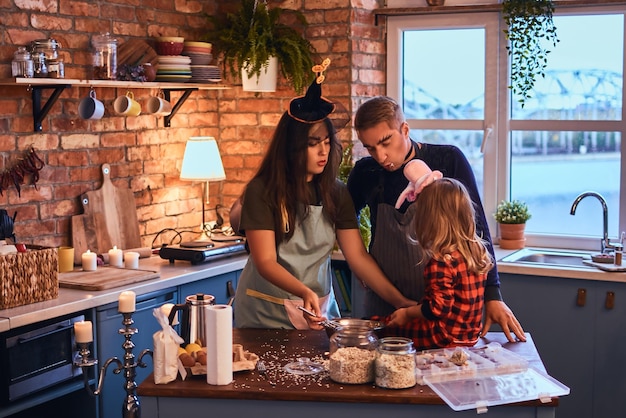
[
  {"xmin": 113, "ymin": 91, "xmax": 141, "ymax": 116},
  {"xmin": 146, "ymin": 91, "xmax": 172, "ymax": 116},
  {"xmin": 78, "ymin": 89, "xmax": 105, "ymax": 120}
]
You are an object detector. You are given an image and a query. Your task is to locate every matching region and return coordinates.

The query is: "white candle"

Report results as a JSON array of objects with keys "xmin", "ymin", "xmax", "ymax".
[
  {"xmin": 123, "ymin": 251, "xmax": 139, "ymax": 269},
  {"xmin": 109, "ymin": 245, "xmax": 123, "ymax": 267},
  {"xmin": 74, "ymin": 320, "xmax": 93, "ymax": 343},
  {"xmin": 119, "ymin": 290, "xmax": 136, "ymax": 313},
  {"xmin": 82, "ymin": 249, "xmax": 97, "ymax": 271}
]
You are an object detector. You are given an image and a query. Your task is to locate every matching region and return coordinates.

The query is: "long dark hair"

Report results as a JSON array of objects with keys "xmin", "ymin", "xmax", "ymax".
[{"xmin": 252, "ymin": 113, "xmax": 342, "ymax": 245}]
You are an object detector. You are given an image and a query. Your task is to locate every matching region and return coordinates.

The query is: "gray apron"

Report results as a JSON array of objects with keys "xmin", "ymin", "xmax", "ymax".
[
  {"xmin": 365, "ymin": 202, "xmax": 425, "ymax": 317},
  {"xmin": 234, "ymin": 205, "xmax": 340, "ymax": 329}
]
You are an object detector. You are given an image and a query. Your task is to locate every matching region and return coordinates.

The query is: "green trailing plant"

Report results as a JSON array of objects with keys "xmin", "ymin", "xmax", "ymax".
[
  {"xmin": 494, "ymin": 199, "xmax": 532, "ymax": 224},
  {"xmin": 502, "ymin": 0, "xmax": 559, "ymax": 107},
  {"xmin": 205, "ymin": 0, "xmax": 316, "ymax": 93}
]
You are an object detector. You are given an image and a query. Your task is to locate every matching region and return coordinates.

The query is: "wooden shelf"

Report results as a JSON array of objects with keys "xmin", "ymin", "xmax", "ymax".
[
  {"xmin": 0, "ymin": 77, "xmax": 228, "ymax": 90},
  {"xmin": 0, "ymin": 78, "xmax": 230, "ymax": 131}
]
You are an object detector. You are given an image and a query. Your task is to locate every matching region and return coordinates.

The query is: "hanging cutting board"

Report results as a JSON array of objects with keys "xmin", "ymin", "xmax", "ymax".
[
  {"xmin": 59, "ymin": 267, "xmax": 159, "ymax": 291},
  {"xmin": 71, "ymin": 164, "xmax": 141, "ymax": 264}
]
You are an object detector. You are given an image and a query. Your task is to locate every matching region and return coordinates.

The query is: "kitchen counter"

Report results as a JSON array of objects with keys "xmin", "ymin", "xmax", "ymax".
[
  {"xmin": 0, "ymin": 254, "xmax": 248, "ymax": 330},
  {"xmin": 138, "ymin": 329, "xmax": 558, "ymax": 418},
  {"xmin": 1, "ymin": 245, "xmax": 622, "ymax": 331}
]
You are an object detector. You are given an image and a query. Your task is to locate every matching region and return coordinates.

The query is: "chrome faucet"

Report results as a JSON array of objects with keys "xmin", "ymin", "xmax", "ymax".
[{"xmin": 570, "ymin": 191, "xmax": 614, "ymax": 253}]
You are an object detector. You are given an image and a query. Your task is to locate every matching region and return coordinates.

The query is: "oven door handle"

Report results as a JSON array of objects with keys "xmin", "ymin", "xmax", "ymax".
[{"xmin": 16, "ymin": 324, "xmax": 70, "ymax": 345}]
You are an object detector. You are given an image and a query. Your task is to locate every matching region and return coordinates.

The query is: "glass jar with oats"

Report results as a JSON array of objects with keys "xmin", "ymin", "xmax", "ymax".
[
  {"xmin": 329, "ymin": 325, "xmax": 378, "ymax": 384},
  {"xmin": 375, "ymin": 337, "xmax": 417, "ymax": 389}
]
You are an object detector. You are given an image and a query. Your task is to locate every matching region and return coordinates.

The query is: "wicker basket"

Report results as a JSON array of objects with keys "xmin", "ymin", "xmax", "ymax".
[{"xmin": 0, "ymin": 245, "xmax": 58, "ymax": 310}]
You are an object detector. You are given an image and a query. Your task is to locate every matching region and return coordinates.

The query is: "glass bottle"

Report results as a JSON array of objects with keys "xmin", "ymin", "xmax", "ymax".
[
  {"xmin": 11, "ymin": 47, "xmax": 34, "ymax": 78},
  {"xmin": 375, "ymin": 337, "xmax": 417, "ymax": 389},
  {"xmin": 91, "ymin": 33, "xmax": 118, "ymax": 80},
  {"xmin": 328, "ymin": 325, "xmax": 378, "ymax": 384}
]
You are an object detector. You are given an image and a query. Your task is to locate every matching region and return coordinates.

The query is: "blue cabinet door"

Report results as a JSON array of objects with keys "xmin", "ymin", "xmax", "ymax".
[
  {"xmin": 499, "ymin": 273, "xmax": 595, "ymax": 418},
  {"xmin": 591, "ymin": 281, "xmax": 626, "ymax": 418},
  {"xmin": 96, "ymin": 288, "xmax": 177, "ymax": 418},
  {"xmin": 178, "ymin": 271, "xmax": 239, "ymax": 305}
]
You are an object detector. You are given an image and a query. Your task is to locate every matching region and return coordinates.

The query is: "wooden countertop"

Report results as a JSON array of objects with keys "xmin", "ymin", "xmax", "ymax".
[{"xmin": 138, "ymin": 329, "xmax": 557, "ymax": 407}]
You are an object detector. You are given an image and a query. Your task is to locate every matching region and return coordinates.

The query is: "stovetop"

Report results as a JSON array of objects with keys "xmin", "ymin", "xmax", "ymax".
[{"xmin": 158, "ymin": 237, "xmax": 247, "ymax": 265}]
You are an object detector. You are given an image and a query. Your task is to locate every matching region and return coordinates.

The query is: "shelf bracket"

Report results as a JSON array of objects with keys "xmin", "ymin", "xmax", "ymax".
[
  {"xmin": 162, "ymin": 88, "xmax": 198, "ymax": 127},
  {"xmin": 31, "ymin": 83, "xmax": 71, "ymax": 132}
]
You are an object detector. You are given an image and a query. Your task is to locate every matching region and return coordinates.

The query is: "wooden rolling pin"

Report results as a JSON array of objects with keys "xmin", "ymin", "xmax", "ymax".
[{"xmin": 99, "ymin": 247, "xmax": 153, "ymax": 264}]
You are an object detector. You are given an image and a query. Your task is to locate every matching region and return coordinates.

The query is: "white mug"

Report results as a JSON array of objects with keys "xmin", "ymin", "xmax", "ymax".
[
  {"xmin": 78, "ymin": 90, "xmax": 105, "ymax": 120},
  {"xmin": 146, "ymin": 96, "xmax": 172, "ymax": 116},
  {"xmin": 113, "ymin": 91, "xmax": 141, "ymax": 116}
]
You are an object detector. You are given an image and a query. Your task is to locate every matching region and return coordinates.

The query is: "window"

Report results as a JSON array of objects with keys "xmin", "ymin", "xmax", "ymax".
[{"xmin": 387, "ymin": 5, "xmax": 625, "ymax": 251}]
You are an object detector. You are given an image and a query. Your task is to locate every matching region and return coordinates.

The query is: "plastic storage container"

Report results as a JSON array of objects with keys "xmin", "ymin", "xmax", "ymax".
[
  {"xmin": 375, "ymin": 337, "xmax": 416, "ymax": 389},
  {"xmin": 91, "ymin": 33, "xmax": 118, "ymax": 80},
  {"xmin": 11, "ymin": 47, "xmax": 34, "ymax": 78},
  {"xmin": 415, "ymin": 343, "xmax": 570, "ymax": 413},
  {"xmin": 328, "ymin": 325, "xmax": 378, "ymax": 384}
]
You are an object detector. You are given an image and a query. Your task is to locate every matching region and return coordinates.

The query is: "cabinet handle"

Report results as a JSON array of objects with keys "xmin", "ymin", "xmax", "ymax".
[
  {"xmin": 576, "ymin": 288, "xmax": 587, "ymax": 307},
  {"xmin": 605, "ymin": 291, "xmax": 615, "ymax": 310}
]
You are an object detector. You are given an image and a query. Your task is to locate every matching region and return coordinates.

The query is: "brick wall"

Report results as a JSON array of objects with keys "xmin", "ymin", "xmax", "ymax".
[{"xmin": 0, "ymin": 0, "xmax": 385, "ymax": 249}]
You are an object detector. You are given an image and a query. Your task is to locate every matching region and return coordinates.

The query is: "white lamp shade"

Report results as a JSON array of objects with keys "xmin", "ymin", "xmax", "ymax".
[{"xmin": 180, "ymin": 137, "xmax": 226, "ymax": 181}]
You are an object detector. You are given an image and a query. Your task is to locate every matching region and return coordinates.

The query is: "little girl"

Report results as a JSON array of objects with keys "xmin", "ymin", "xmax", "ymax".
[{"xmin": 379, "ymin": 176, "xmax": 493, "ymax": 349}]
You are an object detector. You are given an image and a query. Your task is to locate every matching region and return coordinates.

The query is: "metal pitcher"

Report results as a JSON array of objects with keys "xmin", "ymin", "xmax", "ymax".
[{"xmin": 168, "ymin": 293, "xmax": 215, "ymax": 346}]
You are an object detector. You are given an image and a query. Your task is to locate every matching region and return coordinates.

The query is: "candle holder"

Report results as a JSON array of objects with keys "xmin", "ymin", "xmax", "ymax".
[{"xmin": 74, "ymin": 312, "xmax": 152, "ymax": 418}]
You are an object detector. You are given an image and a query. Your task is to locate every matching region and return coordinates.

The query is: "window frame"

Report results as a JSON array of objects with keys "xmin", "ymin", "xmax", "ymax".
[{"xmin": 386, "ymin": 5, "xmax": 626, "ymax": 251}]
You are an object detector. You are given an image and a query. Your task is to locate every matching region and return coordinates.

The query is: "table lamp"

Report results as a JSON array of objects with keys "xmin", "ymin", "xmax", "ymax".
[{"xmin": 180, "ymin": 136, "xmax": 226, "ymax": 245}]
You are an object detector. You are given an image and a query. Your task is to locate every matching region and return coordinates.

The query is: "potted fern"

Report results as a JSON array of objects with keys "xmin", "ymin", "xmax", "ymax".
[
  {"xmin": 206, "ymin": 0, "xmax": 315, "ymax": 93},
  {"xmin": 502, "ymin": 0, "xmax": 559, "ymax": 108},
  {"xmin": 494, "ymin": 199, "xmax": 531, "ymax": 249}
]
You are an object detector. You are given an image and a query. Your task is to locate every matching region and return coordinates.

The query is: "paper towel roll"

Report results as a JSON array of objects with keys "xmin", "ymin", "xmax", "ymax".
[{"xmin": 205, "ymin": 304, "xmax": 233, "ymax": 385}]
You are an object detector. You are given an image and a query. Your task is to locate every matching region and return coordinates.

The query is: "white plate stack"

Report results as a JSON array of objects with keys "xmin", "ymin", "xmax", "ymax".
[{"xmin": 155, "ymin": 55, "xmax": 192, "ymax": 83}]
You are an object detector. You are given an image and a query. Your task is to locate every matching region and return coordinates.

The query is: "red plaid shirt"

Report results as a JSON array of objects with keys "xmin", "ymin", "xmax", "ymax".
[{"xmin": 377, "ymin": 250, "xmax": 486, "ymax": 350}]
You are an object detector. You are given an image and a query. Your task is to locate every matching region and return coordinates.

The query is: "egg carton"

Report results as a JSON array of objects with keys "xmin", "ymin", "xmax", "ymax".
[{"xmin": 415, "ymin": 342, "xmax": 528, "ymax": 385}]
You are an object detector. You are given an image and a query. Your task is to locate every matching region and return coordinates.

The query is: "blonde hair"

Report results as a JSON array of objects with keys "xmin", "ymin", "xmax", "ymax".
[{"xmin": 414, "ymin": 178, "xmax": 493, "ymax": 275}]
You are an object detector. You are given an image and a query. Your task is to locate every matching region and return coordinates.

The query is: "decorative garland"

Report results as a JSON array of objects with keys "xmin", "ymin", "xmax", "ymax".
[{"xmin": 0, "ymin": 146, "xmax": 45, "ymax": 197}]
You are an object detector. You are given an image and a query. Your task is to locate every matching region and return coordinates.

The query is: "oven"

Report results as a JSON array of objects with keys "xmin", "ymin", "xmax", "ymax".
[{"xmin": 0, "ymin": 313, "xmax": 85, "ymax": 404}]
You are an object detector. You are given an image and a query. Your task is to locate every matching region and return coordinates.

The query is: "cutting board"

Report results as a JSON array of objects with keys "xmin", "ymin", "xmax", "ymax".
[
  {"xmin": 118, "ymin": 39, "xmax": 158, "ymax": 67},
  {"xmin": 59, "ymin": 267, "xmax": 159, "ymax": 291},
  {"xmin": 72, "ymin": 164, "xmax": 141, "ymax": 264},
  {"xmin": 582, "ymin": 259, "xmax": 626, "ymax": 272}
]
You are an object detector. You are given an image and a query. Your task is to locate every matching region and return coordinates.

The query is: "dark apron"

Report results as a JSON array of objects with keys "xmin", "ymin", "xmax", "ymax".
[{"xmin": 365, "ymin": 202, "xmax": 425, "ymax": 317}]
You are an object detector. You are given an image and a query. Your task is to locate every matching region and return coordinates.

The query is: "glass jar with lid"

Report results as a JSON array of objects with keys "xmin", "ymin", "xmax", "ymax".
[
  {"xmin": 30, "ymin": 39, "xmax": 60, "ymax": 61},
  {"xmin": 328, "ymin": 325, "xmax": 378, "ymax": 384},
  {"xmin": 375, "ymin": 337, "xmax": 417, "ymax": 389},
  {"xmin": 91, "ymin": 33, "xmax": 118, "ymax": 80},
  {"xmin": 11, "ymin": 47, "xmax": 34, "ymax": 78}
]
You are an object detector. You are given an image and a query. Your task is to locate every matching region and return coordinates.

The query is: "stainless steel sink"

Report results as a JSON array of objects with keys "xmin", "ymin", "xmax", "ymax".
[{"xmin": 500, "ymin": 248, "xmax": 593, "ymax": 268}]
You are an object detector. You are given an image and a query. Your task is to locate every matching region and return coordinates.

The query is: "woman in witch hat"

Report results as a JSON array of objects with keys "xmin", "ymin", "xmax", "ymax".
[{"xmin": 234, "ymin": 60, "xmax": 415, "ymax": 329}]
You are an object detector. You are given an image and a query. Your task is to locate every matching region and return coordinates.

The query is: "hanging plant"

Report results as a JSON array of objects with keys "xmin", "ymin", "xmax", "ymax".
[
  {"xmin": 205, "ymin": 0, "xmax": 316, "ymax": 93},
  {"xmin": 502, "ymin": 0, "xmax": 559, "ymax": 107}
]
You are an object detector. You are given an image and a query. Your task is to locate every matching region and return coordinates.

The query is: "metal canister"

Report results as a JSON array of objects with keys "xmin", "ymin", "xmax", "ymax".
[{"xmin": 91, "ymin": 33, "xmax": 118, "ymax": 80}]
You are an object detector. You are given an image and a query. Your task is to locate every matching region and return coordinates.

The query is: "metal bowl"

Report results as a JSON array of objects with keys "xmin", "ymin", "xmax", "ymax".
[{"xmin": 325, "ymin": 318, "xmax": 385, "ymax": 337}]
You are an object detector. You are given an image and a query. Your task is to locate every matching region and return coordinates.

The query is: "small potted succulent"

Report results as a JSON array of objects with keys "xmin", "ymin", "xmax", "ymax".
[{"xmin": 494, "ymin": 199, "xmax": 531, "ymax": 249}]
